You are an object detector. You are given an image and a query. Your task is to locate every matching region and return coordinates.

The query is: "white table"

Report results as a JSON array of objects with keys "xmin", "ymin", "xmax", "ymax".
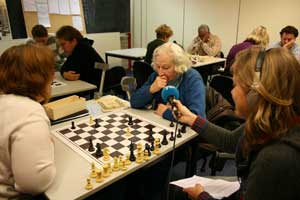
[
  {"xmin": 45, "ymin": 100, "xmax": 198, "ymax": 200},
  {"xmin": 51, "ymin": 72, "xmax": 97, "ymax": 100},
  {"xmin": 192, "ymin": 57, "xmax": 226, "ymax": 84},
  {"xmin": 105, "ymin": 48, "xmax": 147, "ymax": 64}
]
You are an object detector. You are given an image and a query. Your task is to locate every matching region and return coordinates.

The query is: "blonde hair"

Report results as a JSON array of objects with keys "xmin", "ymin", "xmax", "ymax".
[
  {"xmin": 232, "ymin": 47, "xmax": 300, "ymax": 153},
  {"xmin": 155, "ymin": 24, "xmax": 173, "ymax": 39},
  {"xmin": 246, "ymin": 26, "xmax": 269, "ymax": 48},
  {"xmin": 152, "ymin": 42, "xmax": 191, "ymax": 74}
]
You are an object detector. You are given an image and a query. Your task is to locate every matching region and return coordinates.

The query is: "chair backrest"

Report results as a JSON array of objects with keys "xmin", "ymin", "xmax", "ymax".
[
  {"xmin": 120, "ymin": 76, "xmax": 137, "ymax": 100},
  {"xmin": 209, "ymin": 75, "xmax": 234, "ymax": 106},
  {"xmin": 94, "ymin": 62, "xmax": 109, "ymax": 97},
  {"xmin": 132, "ymin": 61, "xmax": 154, "ymax": 89}
]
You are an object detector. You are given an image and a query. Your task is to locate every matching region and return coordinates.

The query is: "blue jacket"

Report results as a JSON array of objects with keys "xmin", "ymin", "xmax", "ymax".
[{"xmin": 130, "ymin": 68, "xmax": 206, "ymax": 121}]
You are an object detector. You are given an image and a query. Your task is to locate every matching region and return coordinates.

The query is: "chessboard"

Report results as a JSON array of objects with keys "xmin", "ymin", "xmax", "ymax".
[
  {"xmin": 51, "ymin": 110, "xmax": 180, "ymax": 166},
  {"xmin": 51, "ymin": 79, "xmax": 66, "ymax": 88}
]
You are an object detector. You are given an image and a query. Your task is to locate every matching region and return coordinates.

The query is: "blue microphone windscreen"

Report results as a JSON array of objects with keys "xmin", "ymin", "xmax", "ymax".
[{"xmin": 161, "ymin": 86, "xmax": 179, "ymax": 102}]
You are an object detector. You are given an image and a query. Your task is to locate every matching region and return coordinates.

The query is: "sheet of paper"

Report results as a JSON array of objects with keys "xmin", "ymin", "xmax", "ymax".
[
  {"xmin": 48, "ymin": 0, "xmax": 60, "ymax": 13},
  {"xmin": 171, "ymin": 175, "xmax": 240, "ymax": 199},
  {"xmin": 36, "ymin": 3, "xmax": 50, "ymax": 27},
  {"xmin": 72, "ymin": 16, "xmax": 83, "ymax": 31},
  {"xmin": 22, "ymin": 0, "xmax": 36, "ymax": 11},
  {"xmin": 69, "ymin": 0, "xmax": 80, "ymax": 14},
  {"xmin": 58, "ymin": 0, "xmax": 70, "ymax": 15}
]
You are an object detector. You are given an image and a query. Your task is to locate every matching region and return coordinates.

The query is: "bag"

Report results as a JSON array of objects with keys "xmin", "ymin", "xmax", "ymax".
[{"xmin": 206, "ymin": 86, "xmax": 240, "ymax": 130}]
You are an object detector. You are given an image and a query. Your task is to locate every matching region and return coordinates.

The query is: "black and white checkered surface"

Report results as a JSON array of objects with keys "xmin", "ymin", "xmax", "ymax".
[
  {"xmin": 51, "ymin": 79, "xmax": 66, "ymax": 88},
  {"xmin": 52, "ymin": 110, "xmax": 173, "ymax": 164}
]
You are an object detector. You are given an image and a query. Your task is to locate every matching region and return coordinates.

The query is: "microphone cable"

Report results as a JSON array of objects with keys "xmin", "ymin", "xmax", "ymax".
[{"xmin": 165, "ymin": 107, "xmax": 180, "ymax": 200}]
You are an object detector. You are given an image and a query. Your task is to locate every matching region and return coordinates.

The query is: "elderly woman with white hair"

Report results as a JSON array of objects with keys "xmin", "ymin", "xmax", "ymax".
[{"xmin": 130, "ymin": 42, "xmax": 206, "ymax": 121}]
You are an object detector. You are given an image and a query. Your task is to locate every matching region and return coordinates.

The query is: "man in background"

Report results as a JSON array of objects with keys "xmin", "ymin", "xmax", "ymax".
[
  {"xmin": 27, "ymin": 24, "xmax": 66, "ymax": 70},
  {"xmin": 269, "ymin": 25, "xmax": 300, "ymax": 61},
  {"xmin": 187, "ymin": 24, "xmax": 222, "ymax": 57}
]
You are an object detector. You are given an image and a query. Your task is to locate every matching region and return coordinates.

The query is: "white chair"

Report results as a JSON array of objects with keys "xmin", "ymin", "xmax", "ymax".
[{"xmin": 94, "ymin": 62, "xmax": 109, "ymax": 97}]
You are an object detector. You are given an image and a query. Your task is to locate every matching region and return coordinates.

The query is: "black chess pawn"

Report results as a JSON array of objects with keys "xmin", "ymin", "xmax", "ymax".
[
  {"xmin": 169, "ymin": 132, "xmax": 175, "ymax": 141},
  {"xmin": 88, "ymin": 138, "xmax": 95, "ymax": 152},
  {"xmin": 94, "ymin": 118, "xmax": 100, "ymax": 128},
  {"xmin": 161, "ymin": 132, "xmax": 168, "ymax": 145},
  {"xmin": 145, "ymin": 143, "xmax": 151, "ymax": 156},
  {"xmin": 95, "ymin": 143, "xmax": 103, "ymax": 158},
  {"xmin": 129, "ymin": 142, "xmax": 136, "ymax": 161},
  {"xmin": 150, "ymin": 141, "xmax": 155, "ymax": 151},
  {"xmin": 181, "ymin": 124, "xmax": 187, "ymax": 134},
  {"xmin": 71, "ymin": 121, "xmax": 76, "ymax": 129},
  {"xmin": 176, "ymin": 129, "xmax": 182, "ymax": 138},
  {"xmin": 157, "ymin": 138, "xmax": 161, "ymax": 148},
  {"xmin": 148, "ymin": 128, "xmax": 154, "ymax": 142},
  {"xmin": 169, "ymin": 120, "xmax": 174, "ymax": 127},
  {"xmin": 128, "ymin": 115, "xmax": 133, "ymax": 126}
]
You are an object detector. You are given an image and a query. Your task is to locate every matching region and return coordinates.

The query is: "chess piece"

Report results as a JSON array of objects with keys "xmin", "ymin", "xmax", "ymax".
[
  {"xmin": 177, "ymin": 129, "xmax": 182, "ymax": 138},
  {"xmin": 144, "ymin": 149, "xmax": 150, "ymax": 161},
  {"xmin": 89, "ymin": 116, "xmax": 94, "ymax": 124},
  {"xmin": 145, "ymin": 143, "xmax": 151, "ymax": 157},
  {"xmin": 136, "ymin": 143, "xmax": 143, "ymax": 163},
  {"xmin": 112, "ymin": 157, "xmax": 119, "ymax": 171},
  {"xmin": 85, "ymin": 178, "xmax": 93, "ymax": 190},
  {"xmin": 88, "ymin": 138, "xmax": 95, "ymax": 152},
  {"xmin": 96, "ymin": 171, "xmax": 103, "ymax": 183},
  {"xmin": 95, "ymin": 143, "xmax": 103, "ymax": 158},
  {"xmin": 129, "ymin": 142, "xmax": 136, "ymax": 161},
  {"xmin": 90, "ymin": 162, "xmax": 97, "ymax": 178},
  {"xmin": 181, "ymin": 124, "xmax": 187, "ymax": 134},
  {"xmin": 169, "ymin": 132, "xmax": 175, "ymax": 141},
  {"xmin": 148, "ymin": 128, "xmax": 154, "ymax": 142},
  {"xmin": 103, "ymin": 147, "xmax": 110, "ymax": 161},
  {"xmin": 128, "ymin": 115, "xmax": 133, "ymax": 126},
  {"xmin": 71, "ymin": 121, "xmax": 76, "ymax": 129},
  {"xmin": 157, "ymin": 138, "xmax": 161, "ymax": 148},
  {"xmin": 125, "ymin": 154, "xmax": 132, "ymax": 165},
  {"xmin": 94, "ymin": 118, "xmax": 100, "ymax": 128},
  {"xmin": 150, "ymin": 141, "xmax": 155, "ymax": 151},
  {"xmin": 153, "ymin": 138, "xmax": 160, "ymax": 155},
  {"xmin": 169, "ymin": 120, "xmax": 174, "ymax": 127},
  {"xmin": 161, "ymin": 132, "xmax": 168, "ymax": 145},
  {"xmin": 102, "ymin": 164, "xmax": 110, "ymax": 178}
]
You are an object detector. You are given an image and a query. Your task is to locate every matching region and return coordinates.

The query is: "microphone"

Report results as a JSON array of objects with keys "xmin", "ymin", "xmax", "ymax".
[{"xmin": 161, "ymin": 86, "xmax": 179, "ymax": 106}]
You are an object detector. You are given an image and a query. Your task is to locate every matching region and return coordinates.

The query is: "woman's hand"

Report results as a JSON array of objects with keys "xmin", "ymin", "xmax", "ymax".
[
  {"xmin": 183, "ymin": 183, "xmax": 204, "ymax": 200},
  {"xmin": 173, "ymin": 99, "xmax": 197, "ymax": 126},
  {"xmin": 149, "ymin": 75, "xmax": 167, "ymax": 94}
]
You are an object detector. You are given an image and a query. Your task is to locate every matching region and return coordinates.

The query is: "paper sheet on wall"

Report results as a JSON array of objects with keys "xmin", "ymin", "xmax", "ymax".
[
  {"xmin": 170, "ymin": 175, "xmax": 240, "ymax": 199},
  {"xmin": 72, "ymin": 16, "xmax": 83, "ymax": 31},
  {"xmin": 22, "ymin": 0, "xmax": 36, "ymax": 11},
  {"xmin": 69, "ymin": 0, "xmax": 81, "ymax": 14},
  {"xmin": 58, "ymin": 0, "xmax": 70, "ymax": 15},
  {"xmin": 36, "ymin": 3, "xmax": 51, "ymax": 27},
  {"xmin": 48, "ymin": 0, "xmax": 60, "ymax": 14}
]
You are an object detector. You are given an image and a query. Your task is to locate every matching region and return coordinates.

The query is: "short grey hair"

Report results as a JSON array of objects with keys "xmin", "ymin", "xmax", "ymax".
[
  {"xmin": 152, "ymin": 42, "xmax": 191, "ymax": 74},
  {"xmin": 198, "ymin": 24, "xmax": 210, "ymax": 33}
]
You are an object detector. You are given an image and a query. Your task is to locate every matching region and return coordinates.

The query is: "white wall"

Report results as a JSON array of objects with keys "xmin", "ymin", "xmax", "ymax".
[{"xmin": 132, "ymin": 0, "xmax": 300, "ymax": 56}]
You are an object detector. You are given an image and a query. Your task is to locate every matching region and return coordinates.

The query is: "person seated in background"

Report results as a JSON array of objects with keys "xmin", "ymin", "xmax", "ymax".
[
  {"xmin": 172, "ymin": 47, "xmax": 300, "ymax": 200},
  {"xmin": 144, "ymin": 24, "xmax": 173, "ymax": 64},
  {"xmin": 269, "ymin": 25, "xmax": 300, "ymax": 61},
  {"xmin": 225, "ymin": 25, "xmax": 269, "ymax": 74},
  {"xmin": 0, "ymin": 44, "xmax": 56, "ymax": 199},
  {"xmin": 56, "ymin": 25, "xmax": 103, "ymax": 86},
  {"xmin": 57, "ymin": 26, "xmax": 126, "ymax": 94},
  {"xmin": 130, "ymin": 42, "xmax": 206, "ymax": 121},
  {"xmin": 187, "ymin": 24, "xmax": 221, "ymax": 57},
  {"xmin": 27, "ymin": 24, "xmax": 65, "ymax": 71}
]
